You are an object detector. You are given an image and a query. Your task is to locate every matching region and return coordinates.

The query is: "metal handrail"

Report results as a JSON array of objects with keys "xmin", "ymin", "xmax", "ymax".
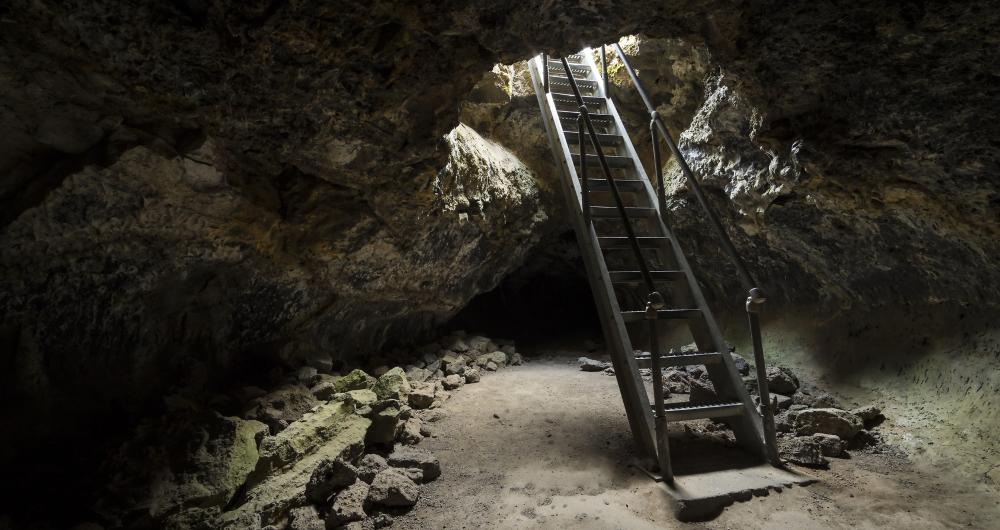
[{"xmin": 607, "ymin": 43, "xmax": 780, "ymax": 464}]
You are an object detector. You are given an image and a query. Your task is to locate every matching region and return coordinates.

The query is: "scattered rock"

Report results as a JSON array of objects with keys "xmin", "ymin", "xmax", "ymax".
[
  {"xmin": 464, "ymin": 367, "xmax": 481, "ymax": 383},
  {"xmin": 579, "ymin": 357, "xmax": 608, "ymax": 372},
  {"xmin": 372, "ymin": 365, "xmax": 390, "ymax": 377},
  {"xmin": 305, "ymin": 459, "xmax": 358, "ymax": 504},
  {"xmin": 372, "ymin": 367, "xmax": 411, "ymax": 400},
  {"xmin": 335, "ymin": 370, "xmax": 377, "ymax": 393},
  {"xmin": 407, "ymin": 386, "xmax": 436, "ymax": 410},
  {"xmin": 509, "ymin": 352, "xmax": 523, "ymax": 366},
  {"xmin": 255, "ymin": 401, "xmax": 370, "ymax": 477},
  {"xmin": 812, "ymin": 433, "xmax": 846, "ymax": 457},
  {"xmin": 794, "ymin": 408, "xmax": 863, "ymax": 439},
  {"xmin": 793, "ymin": 390, "xmax": 843, "ymax": 409},
  {"xmin": 773, "ymin": 393, "xmax": 793, "ymax": 410},
  {"xmin": 603, "ymin": 366, "xmax": 615, "ymax": 376},
  {"xmin": 308, "ymin": 355, "xmax": 334, "ymax": 374},
  {"xmin": 441, "ymin": 353, "xmax": 467, "ymax": 375},
  {"xmin": 288, "ymin": 505, "xmax": 324, "ymax": 530},
  {"xmin": 325, "ymin": 479, "xmax": 370, "ymax": 527},
  {"xmin": 311, "ymin": 381, "xmax": 338, "ymax": 401},
  {"xmin": 445, "ymin": 337, "xmax": 470, "ymax": 353},
  {"xmin": 774, "ymin": 412, "xmax": 794, "ymax": 433},
  {"xmin": 485, "ymin": 361, "xmax": 498, "ymax": 371},
  {"xmin": 366, "ymin": 406, "xmax": 403, "ymax": 445},
  {"xmin": 246, "ymin": 385, "xmax": 320, "ymax": 434},
  {"xmin": 357, "ymin": 454, "xmax": 389, "ymax": 484},
  {"xmin": 766, "ymin": 366, "xmax": 800, "ymax": 394},
  {"xmin": 405, "ymin": 367, "xmax": 432, "ymax": 383},
  {"xmin": 476, "ymin": 351, "xmax": 507, "ymax": 368},
  {"xmin": 397, "ymin": 418, "xmax": 423, "ymax": 445},
  {"xmin": 371, "ymin": 513, "xmax": 393, "ymax": 528},
  {"xmin": 849, "ymin": 429, "xmax": 882, "ymax": 450},
  {"xmin": 850, "ymin": 404, "xmax": 885, "ymax": 428},
  {"xmin": 468, "ymin": 335, "xmax": 492, "ymax": 353},
  {"xmin": 442, "ymin": 374, "xmax": 464, "ymax": 390},
  {"xmin": 689, "ymin": 376, "xmax": 718, "ymax": 405},
  {"xmin": 662, "ymin": 369, "xmax": 690, "ymax": 393},
  {"xmin": 424, "ymin": 360, "xmax": 442, "ymax": 374},
  {"xmin": 387, "ymin": 447, "xmax": 441, "ymax": 482},
  {"xmin": 347, "ymin": 389, "xmax": 378, "ymax": 406},
  {"xmin": 779, "ymin": 436, "xmax": 828, "ymax": 468},
  {"xmin": 730, "ymin": 353, "xmax": 752, "ymax": 376},
  {"xmin": 368, "ymin": 469, "xmax": 420, "ymax": 507}
]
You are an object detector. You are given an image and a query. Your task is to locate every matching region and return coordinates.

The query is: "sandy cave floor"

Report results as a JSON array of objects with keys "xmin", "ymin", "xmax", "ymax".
[{"xmin": 393, "ymin": 355, "xmax": 1000, "ymax": 529}]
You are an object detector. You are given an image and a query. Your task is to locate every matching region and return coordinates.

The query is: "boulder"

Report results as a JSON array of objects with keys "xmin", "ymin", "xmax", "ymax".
[
  {"xmin": 366, "ymin": 406, "xmax": 403, "ymax": 445},
  {"xmin": 407, "ymin": 386, "xmax": 436, "ymax": 410},
  {"xmin": 441, "ymin": 353, "xmax": 467, "ymax": 375},
  {"xmin": 475, "ymin": 351, "xmax": 507, "ymax": 367},
  {"xmin": 325, "ymin": 479, "xmax": 369, "ymax": 527},
  {"xmin": 578, "ymin": 357, "xmax": 608, "ymax": 372},
  {"xmin": 311, "ymin": 382, "xmax": 338, "ymax": 401},
  {"xmin": 442, "ymin": 374, "xmax": 464, "ymax": 390},
  {"xmin": 357, "ymin": 454, "xmax": 389, "ymax": 484},
  {"xmin": 308, "ymin": 355, "xmax": 334, "ymax": 374},
  {"xmin": 778, "ymin": 436, "xmax": 828, "ymax": 468},
  {"xmin": 305, "ymin": 459, "xmax": 358, "ymax": 504},
  {"xmin": 287, "ymin": 505, "xmax": 324, "ymax": 530},
  {"xmin": 766, "ymin": 366, "xmax": 800, "ymax": 394},
  {"xmin": 662, "ymin": 369, "xmax": 691, "ymax": 394},
  {"xmin": 464, "ymin": 367, "xmax": 482, "ymax": 383},
  {"xmin": 367, "ymin": 469, "xmax": 420, "ymax": 507},
  {"xmin": 485, "ymin": 361, "xmax": 498, "ymax": 371},
  {"xmin": 689, "ymin": 377, "xmax": 718, "ymax": 405},
  {"xmin": 509, "ymin": 352, "xmax": 523, "ymax": 366},
  {"xmin": 96, "ymin": 412, "xmax": 268, "ymax": 525},
  {"xmin": 444, "ymin": 336, "xmax": 470, "ymax": 353},
  {"xmin": 347, "ymin": 389, "xmax": 378, "ymax": 406},
  {"xmin": 246, "ymin": 385, "xmax": 320, "ymax": 434},
  {"xmin": 372, "ymin": 367, "xmax": 411, "ymax": 400},
  {"xmin": 387, "ymin": 447, "xmax": 441, "ymax": 482},
  {"xmin": 334, "ymin": 370, "xmax": 377, "ymax": 393},
  {"xmin": 812, "ymin": 433, "xmax": 846, "ymax": 457},
  {"xmin": 467, "ymin": 335, "xmax": 492, "ymax": 353},
  {"xmin": 405, "ymin": 367, "xmax": 432, "ymax": 383},
  {"xmin": 773, "ymin": 393, "xmax": 793, "ymax": 410},
  {"xmin": 794, "ymin": 408, "xmax": 863, "ymax": 439},
  {"xmin": 793, "ymin": 390, "xmax": 843, "ymax": 409}
]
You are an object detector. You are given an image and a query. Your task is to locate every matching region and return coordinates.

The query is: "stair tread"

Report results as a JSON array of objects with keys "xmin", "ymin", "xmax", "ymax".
[
  {"xmin": 597, "ymin": 236, "xmax": 668, "ymax": 249},
  {"xmin": 552, "ymin": 93, "xmax": 605, "ymax": 106},
  {"xmin": 565, "ymin": 131, "xmax": 621, "ymax": 145},
  {"xmin": 634, "ymin": 352, "xmax": 723, "ymax": 368},
  {"xmin": 589, "ymin": 206, "xmax": 656, "ymax": 218},
  {"xmin": 585, "ymin": 178, "xmax": 644, "ymax": 190},
  {"xmin": 572, "ymin": 153, "xmax": 633, "ymax": 168},
  {"xmin": 559, "ymin": 110, "xmax": 613, "ymax": 121},
  {"xmin": 549, "ymin": 75, "xmax": 597, "ymax": 87},
  {"xmin": 652, "ymin": 401, "xmax": 746, "ymax": 422},
  {"xmin": 620, "ymin": 309, "xmax": 701, "ymax": 322},
  {"xmin": 608, "ymin": 270, "xmax": 685, "ymax": 282}
]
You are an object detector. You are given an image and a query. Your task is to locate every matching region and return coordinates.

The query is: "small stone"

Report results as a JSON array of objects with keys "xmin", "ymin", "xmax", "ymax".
[
  {"xmin": 370, "ymin": 513, "xmax": 393, "ymax": 528},
  {"xmin": 485, "ymin": 361, "xmax": 498, "ymax": 371},
  {"xmin": 398, "ymin": 418, "xmax": 423, "ymax": 445},
  {"xmin": 442, "ymin": 374, "xmax": 464, "ymax": 390},
  {"xmin": 689, "ymin": 376, "xmax": 718, "ymax": 405},
  {"xmin": 509, "ymin": 352, "xmax": 523, "ymax": 366},
  {"xmin": 662, "ymin": 369, "xmax": 690, "ymax": 393},
  {"xmin": 578, "ymin": 357, "xmax": 608, "ymax": 372},
  {"xmin": 366, "ymin": 406, "xmax": 403, "ymax": 445},
  {"xmin": 812, "ymin": 433, "xmax": 846, "ymax": 457},
  {"xmin": 468, "ymin": 335, "xmax": 492, "ymax": 353},
  {"xmin": 419, "ymin": 409, "xmax": 447, "ymax": 423},
  {"xmin": 288, "ymin": 505, "xmax": 324, "ymax": 530},
  {"xmin": 368, "ymin": 469, "xmax": 420, "ymax": 507},
  {"xmin": 794, "ymin": 408, "xmax": 863, "ymax": 439},
  {"xmin": 464, "ymin": 367, "xmax": 482, "ymax": 383},
  {"xmin": 348, "ymin": 389, "xmax": 378, "ymax": 406},
  {"xmin": 407, "ymin": 385, "xmax": 436, "ymax": 409},
  {"xmin": 793, "ymin": 390, "xmax": 843, "ymax": 409},
  {"xmin": 773, "ymin": 393, "xmax": 793, "ymax": 410},
  {"xmin": 766, "ymin": 366, "xmax": 800, "ymax": 394},
  {"xmin": 306, "ymin": 458, "xmax": 359, "ymax": 503},
  {"xmin": 441, "ymin": 353, "xmax": 467, "ymax": 375},
  {"xmin": 325, "ymin": 479, "xmax": 370, "ymax": 527},
  {"xmin": 421, "ymin": 352, "xmax": 438, "ymax": 366},
  {"xmin": 335, "ymin": 369, "xmax": 377, "ymax": 392},
  {"xmin": 476, "ymin": 351, "xmax": 507, "ymax": 368},
  {"xmin": 357, "ymin": 453, "xmax": 389, "ymax": 483},
  {"xmin": 779, "ymin": 436, "xmax": 828, "ymax": 468},
  {"xmin": 387, "ymin": 446, "xmax": 442, "ymax": 482},
  {"xmin": 445, "ymin": 337, "xmax": 470, "ymax": 353},
  {"xmin": 603, "ymin": 366, "xmax": 615, "ymax": 376},
  {"xmin": 774, "ymin": 412, "xmax": 794, "ymax": 433}
]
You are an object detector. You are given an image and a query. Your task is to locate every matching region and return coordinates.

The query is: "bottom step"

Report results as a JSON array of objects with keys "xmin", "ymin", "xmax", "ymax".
[
  {"xmin": 635, "ymin": 352, "xmax": 722, "ymax": 369},
  {"xmin": 654, "ymin": 401, "xmax": 745, "ymax": 422}
]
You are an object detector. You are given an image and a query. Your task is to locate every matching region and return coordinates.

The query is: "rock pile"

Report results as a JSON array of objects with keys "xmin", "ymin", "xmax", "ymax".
[
  {"xmin": 579, "ymin": 345, "xmax": 888, "ymax": 469},
  {"xmin": 92, "ymin": 331, "xmax": 522, "ymax": 529}
]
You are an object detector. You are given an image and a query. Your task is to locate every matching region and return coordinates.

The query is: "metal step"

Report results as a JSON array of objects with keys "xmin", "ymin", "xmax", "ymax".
[
  {"xmin": 585, "ymin": 178, "xmax": 645, "ymax": 191},
  {"xmin": 589, "ymin": 206, "xmax": 657, "ymax": 218},
  {"xmin": 608, "ymin": 270, "xmax": 686, "ymax": 283},
  {"xmin": 620, "ymin": 309, "xmax": 701, "ymax": 322},
  {"xmin": 572, "ymin": 153, "xmax": 633, "ymax": 168},
  {"xmin": 558, "ymin": 110, "xmax": 613, "ymax": 122},
  {"xmin": 634, "ymin": 351, "xmax": 723, "ymax": 369},
  {"xmin": 653, "ymin": 401, "xmax": 745, "ymax": 422},
  {"xmin": 551, "ymin": 93, "xmax": 605, "ymax": 106},
  {"xmin": 597, "ymin": 236, "xmax": 669, "ymax": 249},
  {"xmin": 547, "ymin": 63, "xmax": 592, "ymax": 77},
  {"xmin": 564, "ymin": 131, "xmax": 621, "ymax": 145},
  {"xmin": 549, "ymin": 75, "xmax": 597, "ymax": 89},
  {"xmin": 550, "ymin": 54, "xmax": 585, "ymax": 64}
]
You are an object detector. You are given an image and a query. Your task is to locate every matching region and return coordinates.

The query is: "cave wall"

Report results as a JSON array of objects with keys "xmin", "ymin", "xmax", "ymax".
[{"xmin": 2, "ymin": 0, "xmax": 999, "ymax": 467}]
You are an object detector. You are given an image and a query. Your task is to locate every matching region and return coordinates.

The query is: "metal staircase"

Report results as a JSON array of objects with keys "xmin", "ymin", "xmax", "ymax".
[{"xmin": 528, "ymin": 47, "xmax": 781, "ymax": 482}]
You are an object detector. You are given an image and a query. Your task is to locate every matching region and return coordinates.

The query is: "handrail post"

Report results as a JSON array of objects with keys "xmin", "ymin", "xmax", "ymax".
[
  {"xmin": 646, "ymin": 291, "xmax": 671, "ymax": 482},
  {"xmin": 747, "ymin": 289, "xmax": 779, "ymax": 464},
  {"xmin": 579, "ymin": 112, "xmax": 590, "ymax": 224},
  {"xmin": 600, "ymin": 45, "xmax": 609, "ymax": 99},
  {"xmin": 542, "ymin": 53, "xmax": 549, "ymax": 92}
]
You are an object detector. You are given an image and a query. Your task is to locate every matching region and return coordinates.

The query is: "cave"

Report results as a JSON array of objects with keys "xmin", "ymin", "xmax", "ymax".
[{"xmin": 1, "ymin": 2, "xmax": 999, "ymax": 529}]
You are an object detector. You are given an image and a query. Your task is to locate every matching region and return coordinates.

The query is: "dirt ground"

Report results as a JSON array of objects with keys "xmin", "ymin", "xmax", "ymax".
[{"xmin": 394, "ymin": 356, "xmax": 1000, "ymax": 529}]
